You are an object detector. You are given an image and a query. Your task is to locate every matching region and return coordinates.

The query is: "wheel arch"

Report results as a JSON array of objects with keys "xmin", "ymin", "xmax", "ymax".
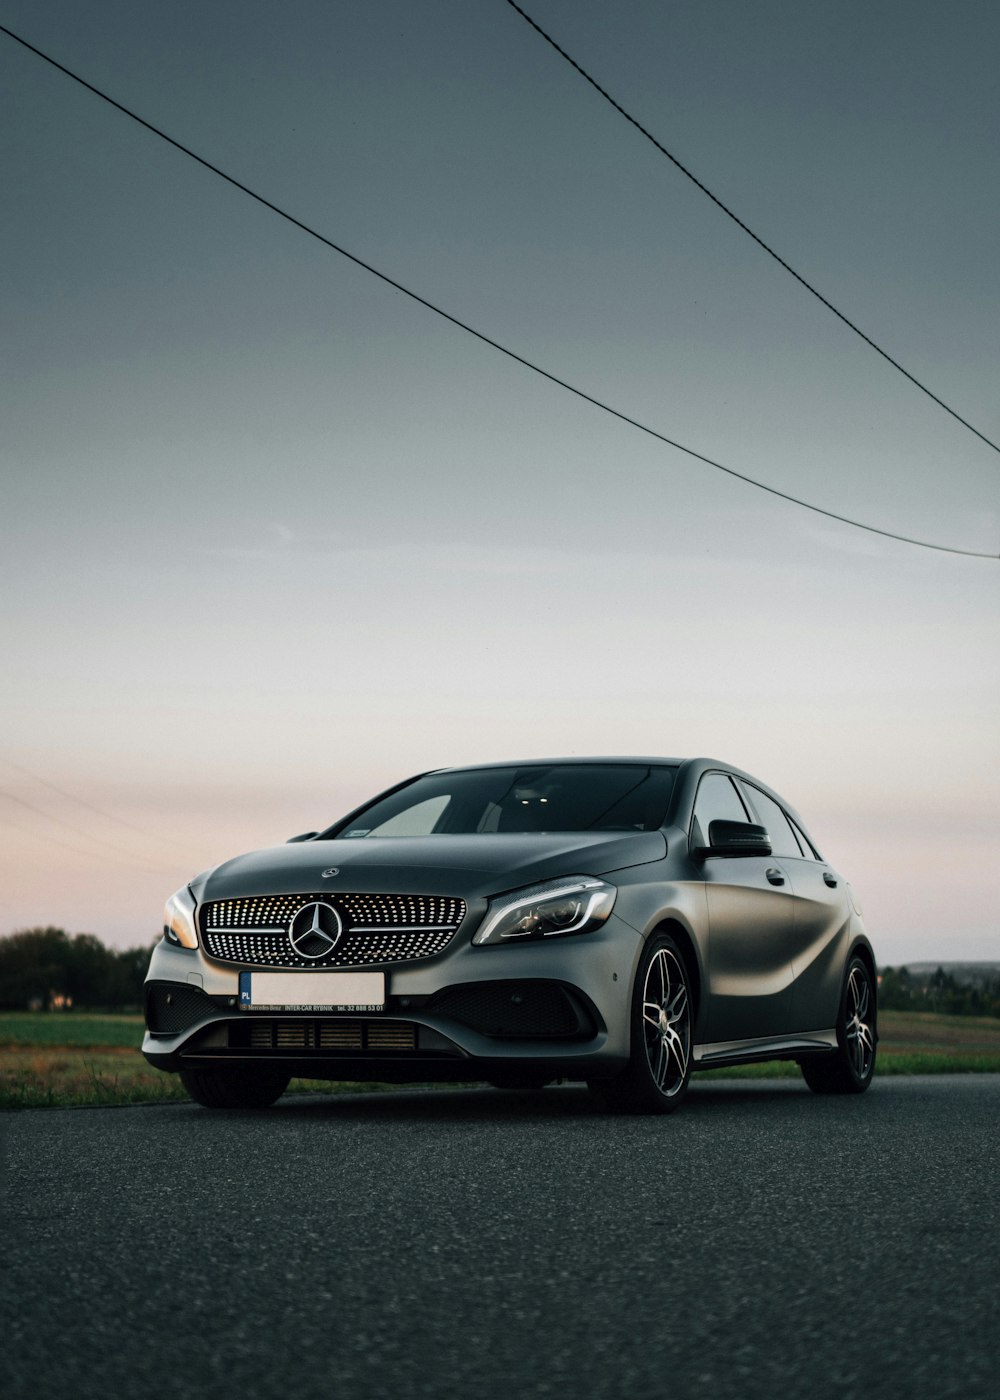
[{"xmin": 848, "ymin": 937, "xmax": 877, "ymax": 984}]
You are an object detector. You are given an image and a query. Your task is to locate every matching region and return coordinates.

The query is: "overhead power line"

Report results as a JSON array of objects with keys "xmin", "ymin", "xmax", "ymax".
[
  {"xmin": 504, "ymin": 0, "xmax": 1000, "ymax": 460},
  {"xmin": 0, "ymin": 787, "xmax": 181, "ymax": 873},
  {"xmin": 0, "ymin": 812, "xmax": 169, "ymax": 872},
  {"xmin": 1, "ymin": 23, "xmax": 995, "ymax": 561},
  {"xmin": 2, "ymin": 758, "xmax": 201, "ymax": 862}
]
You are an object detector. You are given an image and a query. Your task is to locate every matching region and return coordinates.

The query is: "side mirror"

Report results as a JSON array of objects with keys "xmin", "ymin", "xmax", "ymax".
[
  {"xmin": 286, "ymin": 831, "xmax": 318, "ymax": 844},
  {"xmin": 701, "ymin": 819, "xmax": 772, "ymax": 858}
]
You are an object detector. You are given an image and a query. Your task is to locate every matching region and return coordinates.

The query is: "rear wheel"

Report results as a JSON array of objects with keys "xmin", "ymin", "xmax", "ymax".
[
  {"xmin": 179, "ymin": 1066, "xmax": 291, "ymax": 1109},
  {"xmin": 800, "ymin": 956, "xmax": 876, "ymax": 1094},
  {"xmin": 592, "ymin": 935, "xmax": 692, "ymax": 1114}
]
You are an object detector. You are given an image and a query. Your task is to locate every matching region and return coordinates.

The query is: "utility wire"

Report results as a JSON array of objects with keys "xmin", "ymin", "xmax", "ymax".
[
  {"xmin": 504, "ymin": 0, "xmax": 1000, "ymax": 460},
  {"xmin": 0, "ymin": 812, "xmax": 172, "ymax": 873},
  {"xmin": 0, "ymin": 788, "xmax": 181, "ymax": 873},
  {"xmin": 1, "ymin": 22, "xmax": 995, "ymax": 561},
  {"xmin": 1, "ymin": 758, "xmax": 202, "ymax": 862}
]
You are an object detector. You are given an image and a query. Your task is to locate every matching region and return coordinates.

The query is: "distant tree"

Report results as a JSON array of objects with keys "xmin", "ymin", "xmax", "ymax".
[
  {"xmin": 877, "ymin": 963, "xmax": 1000, "ymax": 1019},
  {"xmin": 878, "ymin": 966, "xmax": 916, "ymax": 1011},
  {"xmin": 0, "ymin": 927, "xmax": 157, "ymax": 1010},
  {"xmin": 0, "ymin": 927, "xmax": 73, "ymax": 1009}
]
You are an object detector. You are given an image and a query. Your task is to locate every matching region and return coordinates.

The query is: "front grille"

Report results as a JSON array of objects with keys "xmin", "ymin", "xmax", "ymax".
[
  {"xmin": 428, "ymin": 980, "xmax": 593, "ymax": 1039},
  {"xmin": 201, "ymin": 893, "xmax": 466, "ymax": 968},
  {"xmin": 231, "ymin": 1019, "xmax": 417, "ymax": 1052}
]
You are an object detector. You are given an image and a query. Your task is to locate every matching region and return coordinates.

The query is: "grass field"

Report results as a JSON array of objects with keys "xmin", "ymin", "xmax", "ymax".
[{"xmin": 1, "ymin": 1008, "xmax": 998, "ymax": 1109}]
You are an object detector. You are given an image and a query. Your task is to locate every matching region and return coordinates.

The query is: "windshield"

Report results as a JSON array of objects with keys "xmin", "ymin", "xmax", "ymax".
[{"xmin": 329, "ymin": 764, "xmax": 676, "ymax": 838}]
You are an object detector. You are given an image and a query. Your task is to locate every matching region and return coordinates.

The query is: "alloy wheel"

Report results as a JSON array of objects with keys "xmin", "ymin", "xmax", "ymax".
[
  {"xmin": 844, "ymin": 963, "xmax": 875, "ymax": 1080},
  {"xmin": 641, "ymin": 945, "xmax": 691, "ymax": 1097}
]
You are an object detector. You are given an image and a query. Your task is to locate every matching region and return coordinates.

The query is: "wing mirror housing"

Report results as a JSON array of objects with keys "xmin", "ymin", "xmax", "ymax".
[
  {"xmin": 698, "ymin": 820, "xmax": 772, "ymax": 858},
  {"xmin": 286, "ymin": 831, "xmax": 318, "ymax": 844}
]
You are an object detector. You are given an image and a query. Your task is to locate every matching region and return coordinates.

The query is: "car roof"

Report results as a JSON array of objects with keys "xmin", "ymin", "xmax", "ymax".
[{"xmin": 431, "ymin": 756, "xmax": 688, "ymax": 771}]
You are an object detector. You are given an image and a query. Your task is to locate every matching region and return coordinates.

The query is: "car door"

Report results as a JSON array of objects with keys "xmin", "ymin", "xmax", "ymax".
[
  {"xmin": 692, "ymin": 772, "xmax": 798, "ymax": 1043},
  {"xmin": 736, "ymin": 781, "xmax": 852, "ymax": 1033}
]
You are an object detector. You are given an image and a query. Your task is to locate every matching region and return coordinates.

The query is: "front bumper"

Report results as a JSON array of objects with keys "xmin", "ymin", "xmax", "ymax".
[{"xmin": 141, "ymin": 913, "xmax": 642, "ymax": 1083}]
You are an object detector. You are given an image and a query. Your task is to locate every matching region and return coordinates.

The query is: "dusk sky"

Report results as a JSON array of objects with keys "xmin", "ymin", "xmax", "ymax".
[{"xmin": 2, "ymin": 0, "xmax": 997, "ymax": 961}]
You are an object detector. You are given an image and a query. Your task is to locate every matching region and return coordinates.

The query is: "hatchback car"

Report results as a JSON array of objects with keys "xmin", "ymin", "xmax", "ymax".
[{"xmin": 143, "ymin": 757, "xmax": 877, "ymax": 1113}]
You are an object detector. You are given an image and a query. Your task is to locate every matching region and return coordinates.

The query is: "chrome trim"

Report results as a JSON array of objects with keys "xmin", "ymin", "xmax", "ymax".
[
  {"xmin": 350, "ymin": 924, "xmax": 456, "ymax": 933},
  {"xmin": 693, "ymin": 1029, "xmax": 837, "ymax": 1064}
]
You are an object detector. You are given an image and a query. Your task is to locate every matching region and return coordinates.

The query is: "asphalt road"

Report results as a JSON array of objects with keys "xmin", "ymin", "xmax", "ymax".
[{"xmin": 2, "ymin": 1075, "xmax": 997, "ymax": 1400}]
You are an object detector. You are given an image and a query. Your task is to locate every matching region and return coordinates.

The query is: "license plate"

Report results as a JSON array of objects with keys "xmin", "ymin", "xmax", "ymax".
[{"xmin": 238, "ymin": 970, "xmax": 384, "ymax": 1012}]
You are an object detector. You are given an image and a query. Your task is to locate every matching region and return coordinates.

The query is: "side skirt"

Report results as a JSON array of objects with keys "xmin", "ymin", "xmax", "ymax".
[{"xmin": 693, "ymin": 1029, "xmax": 837, "ymax": 1070}]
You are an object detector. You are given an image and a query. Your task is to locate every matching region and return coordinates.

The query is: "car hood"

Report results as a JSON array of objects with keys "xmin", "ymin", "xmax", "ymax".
[{"xmin": 195, "ymin": 831, "xmax": 667, "ymax": 902}]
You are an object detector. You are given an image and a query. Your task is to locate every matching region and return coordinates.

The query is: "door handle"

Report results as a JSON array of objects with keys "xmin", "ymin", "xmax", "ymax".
[
  {"xmin": 823, "ymin": 872, "xmax": 838, "ymax": 887},
  {"xmin": 765, "ymin": 867, "xmax": 786, "ymax": 886}
]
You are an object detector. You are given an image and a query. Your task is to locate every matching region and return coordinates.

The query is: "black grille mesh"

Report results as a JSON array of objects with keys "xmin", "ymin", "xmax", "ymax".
[
  {"xmin": 201, "ymin": 893, "xmax": 465, "ymax": 968},
  {"xmin": 145, "ymin": 981, "xmax": 218, "ymax": 1034},
  {"xmin": 428, "ymin": 981, "xmax": 588, "ymax": 1039}
]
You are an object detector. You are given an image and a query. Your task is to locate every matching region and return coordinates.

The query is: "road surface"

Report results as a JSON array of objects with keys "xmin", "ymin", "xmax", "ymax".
[{"xmin": 2, "ymin": 1075, "xmax": 997, "ymax": 1399}]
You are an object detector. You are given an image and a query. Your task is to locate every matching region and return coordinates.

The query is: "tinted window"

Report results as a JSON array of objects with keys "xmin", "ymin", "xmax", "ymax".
[
  {"xmin": 788, "ymin": 816, "xmax": 818, "ymax": 859},
  {"xmin": 691, "ymin": 772, "xmax": 750, "ymax": 847},
  {"xmin": 739, "ymin": 784, "xmax": 802, "ymax": 859},
  {"xmin": 330, "ymin": 764, "xmax": 677, "ymax": 837}
]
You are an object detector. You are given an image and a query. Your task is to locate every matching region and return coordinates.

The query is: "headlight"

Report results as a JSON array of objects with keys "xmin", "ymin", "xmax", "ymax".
[
  {"xmin": 163, "ymin": 885, "xmax": 199, "ymax": 949},
  {"xmin": 473, "ymin": 877, "xmax": 616, "ymax": 946}
]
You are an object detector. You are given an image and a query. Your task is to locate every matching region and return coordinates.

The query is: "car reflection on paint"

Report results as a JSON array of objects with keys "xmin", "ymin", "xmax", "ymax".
[{"xmin": 142, "ymin": 757, "xmax": 877, "ymax": 1113}]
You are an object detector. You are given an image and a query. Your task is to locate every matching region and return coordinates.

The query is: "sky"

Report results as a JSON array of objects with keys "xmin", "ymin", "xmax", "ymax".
[{"xmin": 1, "ymin": 0, "xmax": 997, "ymax": 961}]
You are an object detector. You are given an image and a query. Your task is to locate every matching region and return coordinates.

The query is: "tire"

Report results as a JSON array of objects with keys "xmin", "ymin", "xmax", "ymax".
[
  {"xmin": 592, "ymin": 934, "xmax": 693, "ymax": 1115},
  {"xmin": 179, "ymin": 1066, "xmax": 291, "ymax": 1109},
  {"xmin": 800, "ymin": 956, "xmax": 876, "ymax": 1094}
]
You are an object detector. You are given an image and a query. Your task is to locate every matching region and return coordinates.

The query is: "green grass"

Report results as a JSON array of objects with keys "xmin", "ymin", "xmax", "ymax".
[
  {"xmin": 2, "ymin": 1006, "xmax": 998, "ymax": 1108},
  {"xmin": 1, "ymin": 1049, "xmax": 191, "ymax": 1108},
  {"xmin": 0, "ymin": 1014, "xmax": 405, "ymax": 1109},
  {"xmin": 0, "ymin": 1012, "xmax": 143, "ymax": 1049}
]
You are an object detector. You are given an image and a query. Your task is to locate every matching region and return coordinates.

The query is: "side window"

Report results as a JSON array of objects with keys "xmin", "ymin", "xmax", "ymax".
[
  {"xmin": 739, "ymin": 784, "xmax": 802, "ymax": 860},
  {"xmin": 691, "ymin": 772, "xmax": 751, "ymax": 847},
  {"xmin": 789, "ymin": 817, "xmax": 819, "ymax": 860}
]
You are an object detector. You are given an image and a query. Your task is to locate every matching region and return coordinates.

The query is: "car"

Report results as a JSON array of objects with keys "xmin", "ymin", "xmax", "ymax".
[{"xmin": 143, "ymin": 757, "xmax": 877, "ymax": 1113}]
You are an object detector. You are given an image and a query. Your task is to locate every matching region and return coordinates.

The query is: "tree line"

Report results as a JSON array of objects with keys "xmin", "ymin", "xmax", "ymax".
[
  {"xmin": 0, "ymin": 927, "xmax": 155, "ymax": 1012},
  {"xmin": 1, "ymin": 926, "xmax": 998, "ymax": 1017},
  {"xmin": 879, "ymin": 965, "xmax": 1000, "ymax": 1019}
]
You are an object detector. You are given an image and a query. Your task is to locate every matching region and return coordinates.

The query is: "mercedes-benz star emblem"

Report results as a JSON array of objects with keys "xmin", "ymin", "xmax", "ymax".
[
  {"xmin": 288, "ymin": 901, "xmax": 343, "ymax": 960},
  {"xmin": 321, "ymin": 867, "xmax": 340, "ymax": 878}
]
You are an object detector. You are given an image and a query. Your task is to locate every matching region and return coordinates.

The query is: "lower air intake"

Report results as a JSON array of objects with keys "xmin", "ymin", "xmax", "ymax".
[
  {"xmin": 428, "ymin": 980, "xmax": 593, "ymax": 1039},
  {"xmin": 230, "ymin": 1019, "xmax": 417, "ymax": 1052}
]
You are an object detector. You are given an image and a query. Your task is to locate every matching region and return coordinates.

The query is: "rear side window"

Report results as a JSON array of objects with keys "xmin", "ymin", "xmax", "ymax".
[
  {"xmin": 738, "ymin": 783, "xmax": 802, "ymax": 860},
  {"xmin": 788, "ymin": 816, "xmax": 819, "ymax": 859}
]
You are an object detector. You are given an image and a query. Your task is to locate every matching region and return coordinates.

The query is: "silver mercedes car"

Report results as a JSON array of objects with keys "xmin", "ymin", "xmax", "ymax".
[{"xmin": 143, "ymin": 758, "xmax": 877, "ymax": 1113}]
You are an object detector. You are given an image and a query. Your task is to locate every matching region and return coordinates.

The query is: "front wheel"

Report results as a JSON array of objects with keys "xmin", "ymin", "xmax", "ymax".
[
  {"xmin": 179, "ymin": 1066, "xmax": 291, "ymax": 1109},
  {"xmin": 800, "ymin": 956, "xmax": 876, "ymax": 1094},
  {"xmin": 592, "ymin": 935, "xmax": 693, "ymax": 1114}
]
